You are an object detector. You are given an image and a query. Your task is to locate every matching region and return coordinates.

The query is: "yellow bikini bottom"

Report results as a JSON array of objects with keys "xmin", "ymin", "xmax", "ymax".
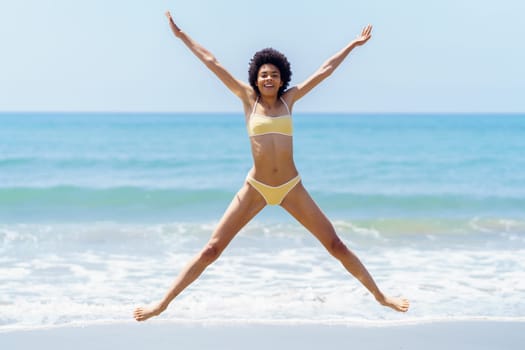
[{"xmin": 246, "ymin": 175, "xmax": 301, "ymax": 205}]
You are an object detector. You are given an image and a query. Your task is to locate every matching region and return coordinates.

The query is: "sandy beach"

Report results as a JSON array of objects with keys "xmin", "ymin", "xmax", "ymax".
[{"xmin": 2, "ymin": 320, "xmax": 523, "ymax": 350}]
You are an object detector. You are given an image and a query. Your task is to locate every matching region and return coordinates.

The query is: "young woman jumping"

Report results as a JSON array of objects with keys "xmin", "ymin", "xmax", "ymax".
[{"xmin": 134, "ymin": 11, "xmax": 409, "ymax": 322}]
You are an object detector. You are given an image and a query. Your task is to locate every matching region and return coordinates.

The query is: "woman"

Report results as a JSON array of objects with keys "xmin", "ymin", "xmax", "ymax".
[{"xmin": 134, "ymin": 11, "xmax": 409, "ymax": 322}]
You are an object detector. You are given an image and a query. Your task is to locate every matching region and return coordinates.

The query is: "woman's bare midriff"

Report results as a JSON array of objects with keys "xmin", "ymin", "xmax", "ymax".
[{"xmin": 249, "ymin": 134, "xmax": 298, "ymax": 185}]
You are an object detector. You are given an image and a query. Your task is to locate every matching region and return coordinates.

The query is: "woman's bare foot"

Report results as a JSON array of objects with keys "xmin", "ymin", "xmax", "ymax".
[
  {"xmin": 376, "ymin": 294, "xmax": 410, "ymax": 312},
  {"xmin": 133, "ymin": 304, "xmax": 165, "ymax": 322}
]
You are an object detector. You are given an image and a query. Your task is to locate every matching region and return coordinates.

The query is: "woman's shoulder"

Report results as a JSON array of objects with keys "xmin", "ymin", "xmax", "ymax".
[
  {"xmin": 281, "ymin": 87, "xmax": 299, "ymax": 109},
  {"xmin": 242, "ymin": 90, "xmax": 259, "ymax": 117}
]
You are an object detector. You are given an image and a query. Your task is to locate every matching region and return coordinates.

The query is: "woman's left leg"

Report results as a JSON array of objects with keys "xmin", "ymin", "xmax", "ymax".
[{"xmin": 280, "ymin": 182, "xmax": 409, "ymax": 312}]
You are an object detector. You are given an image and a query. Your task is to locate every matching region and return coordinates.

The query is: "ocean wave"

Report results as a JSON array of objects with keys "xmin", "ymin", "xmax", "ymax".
[
  {"xmin": 2, "ymin": 217, "xmax": 524, "ymax": 257},
  {"xmin": 1, "ymin": 222, "xmax": 524, "ymax": 329},
  {"xmin": 0, "ymin": 186, "xmax": 232, "ymax": 222},
  {"xmin": 1, "ymin": 186, "xmax": 524, "ymax": 224},
  {"xmin": 1, "ymin": 186, "xmax": 524, "ymax": 209}
]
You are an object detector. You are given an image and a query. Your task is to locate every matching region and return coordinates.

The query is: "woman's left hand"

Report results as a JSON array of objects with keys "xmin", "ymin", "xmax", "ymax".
[{"xmin": 354, "ymin": 24, "xmax": 373, "ymax": 46}]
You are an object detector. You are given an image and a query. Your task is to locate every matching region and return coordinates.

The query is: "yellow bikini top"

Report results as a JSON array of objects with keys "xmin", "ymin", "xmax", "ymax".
[{"xmin": 247, "ymin": 97, "xmax": 293, "ymax": 137}]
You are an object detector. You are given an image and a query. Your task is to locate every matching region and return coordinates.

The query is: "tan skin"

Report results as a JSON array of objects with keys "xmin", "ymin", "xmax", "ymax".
[{"xmin": 134, "ymin": 12, "xmax": 409, "ymax": 322}]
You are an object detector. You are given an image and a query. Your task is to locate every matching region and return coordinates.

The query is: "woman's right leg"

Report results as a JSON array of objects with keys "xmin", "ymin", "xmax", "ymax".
[{"xmin": 134, "ymin": 183, "xmax": 266, "ymax": 321}]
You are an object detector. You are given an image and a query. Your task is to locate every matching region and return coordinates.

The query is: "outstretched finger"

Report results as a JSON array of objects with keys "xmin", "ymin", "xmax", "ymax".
[{"xmin": 364, "ymin": 24, "xmax": 372, "ymax": 36}]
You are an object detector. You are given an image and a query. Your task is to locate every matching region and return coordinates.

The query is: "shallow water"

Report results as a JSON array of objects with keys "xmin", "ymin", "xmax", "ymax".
[{"xmin": 1, "ymin": 112, "xmax": 524, "ymax": 329}]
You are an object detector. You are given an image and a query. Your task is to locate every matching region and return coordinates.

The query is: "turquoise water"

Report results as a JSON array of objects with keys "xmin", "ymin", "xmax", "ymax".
[
  {"xmin": 2, "ymin": 113, "xmax": 524, "ymax": 221},
  {"xmin": 1, "ymin": 112, "xmax": 524, "ymax": 329}
]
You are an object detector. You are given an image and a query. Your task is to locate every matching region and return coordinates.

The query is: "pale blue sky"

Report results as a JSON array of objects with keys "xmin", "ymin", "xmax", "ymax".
[{"xmin": 1, "ymin": 0, "xmax": 524, "ymax": 113}]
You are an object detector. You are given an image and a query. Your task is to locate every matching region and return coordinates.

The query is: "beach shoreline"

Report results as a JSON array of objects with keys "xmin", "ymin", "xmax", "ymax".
[
  {"xmin": 2, "ymin": 113, "xmax": 524, "ymax": 348},
  {"xmin": 2, "ymin": 319, "xmax": 524, "ymax": 350}
]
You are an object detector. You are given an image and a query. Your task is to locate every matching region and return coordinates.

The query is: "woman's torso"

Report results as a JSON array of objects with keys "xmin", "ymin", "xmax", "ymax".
[{"xmin": 245, "ymin": 96, "xmax": 298, "ymax": 185}]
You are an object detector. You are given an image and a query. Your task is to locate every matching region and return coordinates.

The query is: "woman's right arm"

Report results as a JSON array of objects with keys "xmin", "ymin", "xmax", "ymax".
[{"xmin": 165, "ymin": 12, "xmax": 253, "ymax": 104}]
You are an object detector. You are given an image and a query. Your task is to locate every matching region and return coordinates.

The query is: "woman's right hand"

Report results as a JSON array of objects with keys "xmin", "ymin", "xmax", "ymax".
[{"xmin": 165, "ymin": 11, "xmax": 182, "ymax": 37}]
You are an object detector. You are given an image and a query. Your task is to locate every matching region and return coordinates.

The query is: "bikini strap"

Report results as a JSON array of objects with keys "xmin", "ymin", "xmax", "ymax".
[{"xmin": 280, "ymin": 97, "xmax": 291, "ymax": 115}]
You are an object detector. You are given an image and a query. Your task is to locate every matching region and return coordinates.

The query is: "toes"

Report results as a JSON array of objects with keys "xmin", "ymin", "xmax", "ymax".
[
  {"xmin": 133, "ymin": 308, "xmax": 144, "ymax": 321},
  {"xmin": 400, "ymin": 300, "xmax": 410, "ymax": 312}
]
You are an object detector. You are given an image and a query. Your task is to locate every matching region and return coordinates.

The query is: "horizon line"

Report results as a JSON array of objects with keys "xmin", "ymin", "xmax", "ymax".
[{"xmin": 1, "ymin": 110, "xmax": 524, "ymax": 115}]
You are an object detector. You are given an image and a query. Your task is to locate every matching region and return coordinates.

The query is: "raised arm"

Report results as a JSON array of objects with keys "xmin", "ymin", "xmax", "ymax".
[
  {"xmin": 165, "ymin": 12, "xmax": 253, "ymax": 104},
  {"xmin": 285, "ymin": 24, "xmax": 373, "ymax": 104}
]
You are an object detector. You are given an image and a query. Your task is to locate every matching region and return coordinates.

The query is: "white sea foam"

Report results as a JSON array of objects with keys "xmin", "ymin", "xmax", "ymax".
[{"xmin": 1, "ymin": 220, "xmax": 524, "ymax": 330}]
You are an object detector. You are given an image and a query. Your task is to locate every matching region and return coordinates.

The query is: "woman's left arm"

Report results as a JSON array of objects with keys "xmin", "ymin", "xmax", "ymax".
[{"xmin": 286, "ymin": 24, "xmax": 372, "ymax": 104}]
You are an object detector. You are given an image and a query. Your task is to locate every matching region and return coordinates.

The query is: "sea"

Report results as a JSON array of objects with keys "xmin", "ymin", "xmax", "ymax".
[{"xmin": 1, "ymin": 112, "xmax": 524, "ymax": 331}]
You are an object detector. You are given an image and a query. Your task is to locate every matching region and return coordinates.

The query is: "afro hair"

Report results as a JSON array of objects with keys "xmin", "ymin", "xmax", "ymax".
[{"xmin": 248, "ymin": 48, "xmax": 292, "ymax": 97}]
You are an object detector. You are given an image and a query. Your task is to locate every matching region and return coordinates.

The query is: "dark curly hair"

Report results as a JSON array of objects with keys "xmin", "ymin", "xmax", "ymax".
[{"xmin": 248, "ymin": 48, "xmax": 292, "ymax": 97}]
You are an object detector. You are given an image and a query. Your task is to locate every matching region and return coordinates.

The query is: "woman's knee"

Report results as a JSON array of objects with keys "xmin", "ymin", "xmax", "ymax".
[
  {"xmin": 327, "ymin": 238, "xmax": 349, "ymax": 260},
  {"xmin": 198, "ymin": 242, "xmax": 222, "ymax": 265}
]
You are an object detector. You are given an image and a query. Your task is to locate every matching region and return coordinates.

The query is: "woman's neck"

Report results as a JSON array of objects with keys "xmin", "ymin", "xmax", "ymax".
[{"xmin": 258, "ymin": 95, "xmax": 280, "ymax": 109}]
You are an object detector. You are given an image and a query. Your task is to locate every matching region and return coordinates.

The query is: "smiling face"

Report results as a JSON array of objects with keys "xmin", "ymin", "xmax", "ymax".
[{"xmin": 257, "ymin": 64, "xmax": 283, "ymax": 97}]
